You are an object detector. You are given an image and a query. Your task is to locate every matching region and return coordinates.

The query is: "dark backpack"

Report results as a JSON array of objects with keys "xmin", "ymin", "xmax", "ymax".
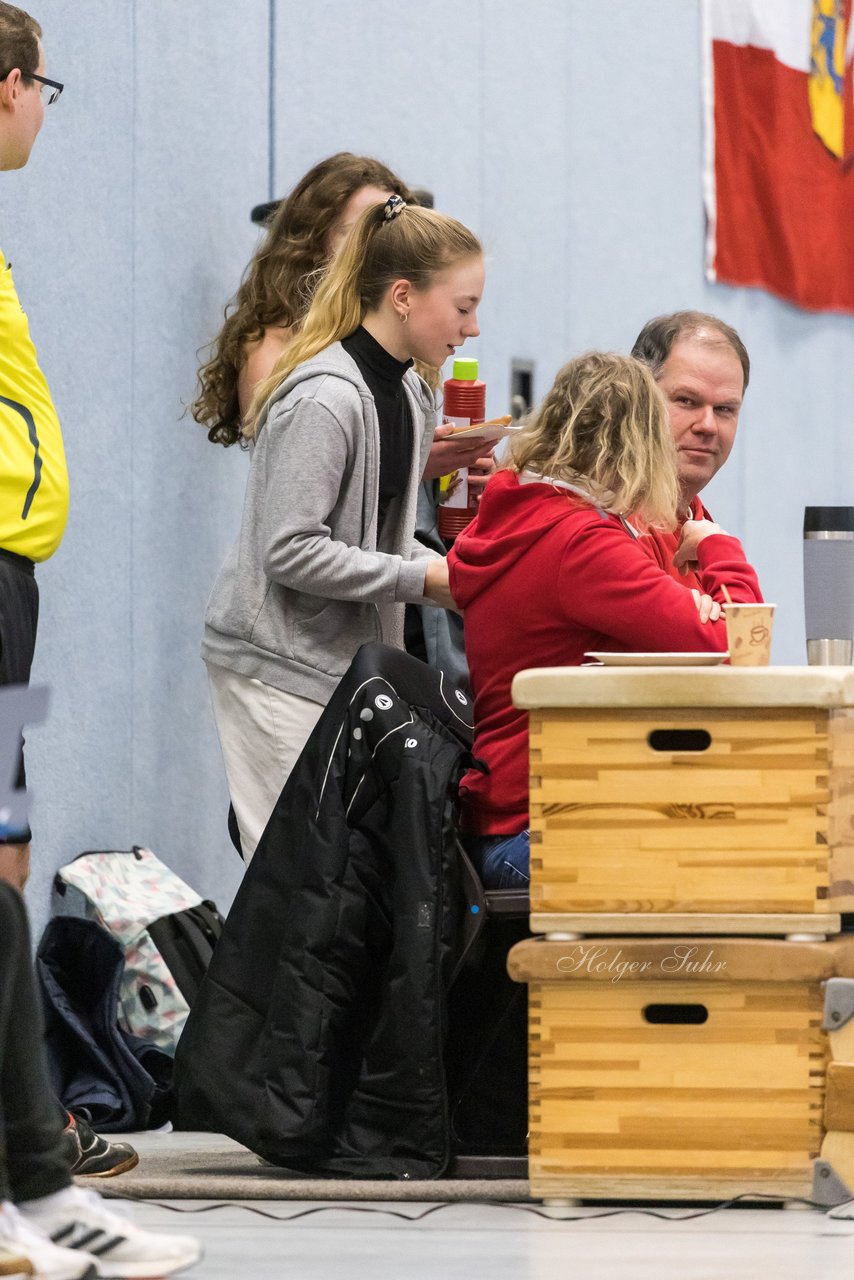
[
  {"xmin": 146, "ymin": 901, "xmax": 224, "ymax": 1007},
  {"xmin": 37, "ymin": 915, "xmax": 174, "ymax": 1131}
]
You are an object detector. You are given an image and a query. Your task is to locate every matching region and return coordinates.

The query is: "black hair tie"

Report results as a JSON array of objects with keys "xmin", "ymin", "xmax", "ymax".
[{"xmin": 382, "ymin": 194, "xmax": 407, "ymax": 222}]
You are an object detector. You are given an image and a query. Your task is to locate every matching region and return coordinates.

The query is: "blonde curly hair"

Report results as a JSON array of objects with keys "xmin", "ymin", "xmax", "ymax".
[{"xmin": 507, "ymin": 351, "xmax": 679, "ymax": 529}]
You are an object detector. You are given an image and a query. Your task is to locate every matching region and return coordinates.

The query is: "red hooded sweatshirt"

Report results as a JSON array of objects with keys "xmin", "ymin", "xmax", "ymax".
[
  {"xmin": 447, "ymin": 470, "xmax": 763, "ymax": 835},
  {"xmin": 647, "ymin": 495, "xmax": 714, "ymax": 587}
]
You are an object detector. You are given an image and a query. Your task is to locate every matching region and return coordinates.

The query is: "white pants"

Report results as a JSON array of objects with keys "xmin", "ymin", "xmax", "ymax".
[{"xmin": 206, "ymin": 662, "xmax": 324, "ymax": 862}]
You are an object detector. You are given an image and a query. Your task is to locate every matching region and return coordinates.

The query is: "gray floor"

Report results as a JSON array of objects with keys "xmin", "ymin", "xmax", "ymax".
[{"xmin": 98, "ymin": 1132, "xmax": 854, "ymax": 1279}]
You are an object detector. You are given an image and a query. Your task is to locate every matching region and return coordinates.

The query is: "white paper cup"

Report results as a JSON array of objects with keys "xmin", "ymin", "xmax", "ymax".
[{"xmin": 723, "ymin": 603, "xmax": 776, "ymax": 666}]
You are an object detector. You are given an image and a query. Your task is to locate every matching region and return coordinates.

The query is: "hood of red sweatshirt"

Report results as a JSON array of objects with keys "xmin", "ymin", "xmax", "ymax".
[{"xmin": 449, "ymin": 469, "xmax": 606, "ymax": 609}]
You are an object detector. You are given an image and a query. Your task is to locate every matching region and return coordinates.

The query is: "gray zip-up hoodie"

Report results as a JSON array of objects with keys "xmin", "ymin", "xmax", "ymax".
[{"xmin": 202, "ymin": 342, "xmax": 440, "ymax": 703}]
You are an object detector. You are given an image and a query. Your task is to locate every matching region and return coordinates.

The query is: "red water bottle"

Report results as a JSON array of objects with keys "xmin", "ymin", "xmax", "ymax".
[{"xmin": 437, "ymin": 356, "xmax": 486, "ymax": 542}]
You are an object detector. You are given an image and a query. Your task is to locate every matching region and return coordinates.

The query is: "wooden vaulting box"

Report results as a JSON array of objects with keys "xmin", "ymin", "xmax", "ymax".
[
  {"xmin": 511, "ymin": 667, "xmax": 854, "ymax": 935},
  {"xmin": 508, "ymin": 935, "xmax": 854, "ymax": 1202}
]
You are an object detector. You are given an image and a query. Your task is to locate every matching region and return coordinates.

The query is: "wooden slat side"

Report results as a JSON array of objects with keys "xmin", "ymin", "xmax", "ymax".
[
  {"xmin": 525, "ymin": 913, "xmax": 843, "ymax": 940},
  {"xmin": 527, "ymin": 979, "xmax": 828, "ymax": 1185},
  {"xmin": 824, "ymin": 1062, "xmax": 854, "ymax": 1132},
  {"xmin": 828, "ymin": 709, "xmax": 854, "ymax": 912},
  {"xmin": 513, "ymin": 666, "xmax": 854, "ymax": 711},
  {"xmin": 818, "ymin": 1130, "xmax": 854, "ymax": 1198},
  {"xmin": 529, "ymin": 707, "xmax": 829, "ymax": 915},
  {"xmin": 509, "ymin": 937, "xmax": 854, "ymax": 984},
  {"xmin": 828, "ymin": 1020, "xmax": 854, "ymax": 1063},
  {"xmin": 527, "ymin": 1171, "xmax": 813, "ymax": 1199}
]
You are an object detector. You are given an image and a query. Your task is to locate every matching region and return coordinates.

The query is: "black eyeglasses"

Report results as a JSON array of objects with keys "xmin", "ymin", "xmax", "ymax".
[{"xmin": 26, "ymin": 72, "xmax": 63, "ymax": 105}]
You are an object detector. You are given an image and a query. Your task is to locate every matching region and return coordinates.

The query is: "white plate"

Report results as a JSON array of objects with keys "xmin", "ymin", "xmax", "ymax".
[
  {"xmin": 445, "ymin": 422, "xmax": 521, "ymax": 443},
  {"xmin": 584, "ymin": 651, "xmax": 730, "ymax": 667}
]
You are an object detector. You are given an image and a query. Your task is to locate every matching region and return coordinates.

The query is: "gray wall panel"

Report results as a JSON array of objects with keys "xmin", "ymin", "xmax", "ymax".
[
  {"xmin": 129, "ymin": 0, "xmax": 268, "ymax": 912},
  {"xmin": 272, "ymin": 0, "xmax": 483, "ymax": 210},
  {"xmin": 479, "ymin": 1, "xmax": 571, "ymax": 418}
]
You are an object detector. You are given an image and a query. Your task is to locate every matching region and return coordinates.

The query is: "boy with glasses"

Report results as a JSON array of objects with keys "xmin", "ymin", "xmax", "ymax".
[
  {"xmin": 0, "ymin": 0, "xmax": 65, "ymax": 890},
  {"xmin": 0, "ymin": 7, "xmax": 203, "ymax": 1273}
]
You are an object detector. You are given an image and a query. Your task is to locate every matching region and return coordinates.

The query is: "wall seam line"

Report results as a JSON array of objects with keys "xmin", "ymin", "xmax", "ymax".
[
  {"xmin": 129, "ymin": 0, "xmax": 137, "ymax": 840},
  {"xmin": 268, "ymin": 0, "xmax": 276, "ymax": 199}
]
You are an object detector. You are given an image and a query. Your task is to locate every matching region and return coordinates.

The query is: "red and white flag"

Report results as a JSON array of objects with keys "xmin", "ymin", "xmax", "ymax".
[{"xmin": 704, "ymin": 0, "xmax": 854, "ymax": 313}]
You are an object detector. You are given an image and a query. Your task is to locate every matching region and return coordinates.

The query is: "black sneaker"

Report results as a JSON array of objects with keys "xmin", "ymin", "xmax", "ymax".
[{"xmin": 63, "ymin": 1113, "xmax": 139, "ymax": 1178}]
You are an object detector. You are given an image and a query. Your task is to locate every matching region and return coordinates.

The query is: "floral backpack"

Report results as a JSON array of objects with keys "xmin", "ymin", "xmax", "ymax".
[{"xmin": 51, "ymin": 846, "xmax": 223, "ymax": 1054}]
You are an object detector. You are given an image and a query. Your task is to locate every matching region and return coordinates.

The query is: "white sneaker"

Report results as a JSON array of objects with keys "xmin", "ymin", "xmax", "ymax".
[
  {"xmin": 0, "ymin": 1240, "xmax": 32, "ymax": 1277},
  {"xmin": 0, "ymin": 1203, "xmax": 95, "ymax": 1279},
  {"xmin": 18, "ymin": 1187, "xmax": 202, "ymax": 1278}
]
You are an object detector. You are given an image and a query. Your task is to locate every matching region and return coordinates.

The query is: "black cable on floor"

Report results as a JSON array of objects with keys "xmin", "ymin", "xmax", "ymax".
[{"xmin": 103, "ymin": 1190, "xmax": 854, "ymax": 1224}]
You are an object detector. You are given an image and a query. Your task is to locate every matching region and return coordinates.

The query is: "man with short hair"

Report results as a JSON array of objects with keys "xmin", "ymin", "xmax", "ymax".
[
  {"xmin": 0, "ymin": 8, "xmax": 203, "ymax": 1274},
  {"xmin": 0, "ymin": 1, "xmax": 67, "ymax": 893},
  {"xmin": 632, "ymin": 310, "xmax": 754, "ymax": 598}
]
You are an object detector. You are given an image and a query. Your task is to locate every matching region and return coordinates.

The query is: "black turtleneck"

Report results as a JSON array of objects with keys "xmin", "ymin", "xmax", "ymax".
[{"xmin": 342, "ymin": 325, "xmax": 414, "ymax": 532}]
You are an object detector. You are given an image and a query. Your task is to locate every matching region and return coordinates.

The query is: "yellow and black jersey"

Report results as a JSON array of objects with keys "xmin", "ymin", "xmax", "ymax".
[{"xmin": 0, "ymin": 251, "xmax": 68, "ymax": 561}]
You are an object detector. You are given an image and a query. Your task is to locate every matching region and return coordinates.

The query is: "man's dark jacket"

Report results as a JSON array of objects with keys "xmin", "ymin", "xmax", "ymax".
[{"xmin": 174, "ymin": 643, "xmax": 479, "ymax": 1178}]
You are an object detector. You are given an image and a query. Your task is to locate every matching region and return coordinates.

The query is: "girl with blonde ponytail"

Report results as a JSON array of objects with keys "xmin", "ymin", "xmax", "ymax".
[
  {"xmin": 245, "ymin": 198, "xmax": 483, "ymax": 434},
  {"xmin": 202, "ymin": 196, "xmax": 484, "ymax": 862}
]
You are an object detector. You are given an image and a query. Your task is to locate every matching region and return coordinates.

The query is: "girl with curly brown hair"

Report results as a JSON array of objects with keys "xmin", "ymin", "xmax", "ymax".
[
  {"xmin": 192, "ymin": 152, "xmax": 412, "ymax": 446},
  {"xmin": 191, "ymin": 152, "xmax": 492, "ymax": 485}
]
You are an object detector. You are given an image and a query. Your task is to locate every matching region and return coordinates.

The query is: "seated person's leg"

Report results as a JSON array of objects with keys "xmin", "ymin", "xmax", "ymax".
[{"xmin": 466, "ymin": 831, "xmax": 530, "ymax": 890}]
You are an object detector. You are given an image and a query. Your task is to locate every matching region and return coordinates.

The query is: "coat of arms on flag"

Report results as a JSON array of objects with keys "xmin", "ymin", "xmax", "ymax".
[
  {"xmin": 704, "ymin": 0, "xmax": 854, "ymax": 312},
  {"xmin": 809, "ymin": 0, "xmax": 853, "ymax": 160}
]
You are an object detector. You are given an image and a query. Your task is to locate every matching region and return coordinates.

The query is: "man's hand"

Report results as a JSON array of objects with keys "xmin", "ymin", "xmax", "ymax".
[
  {"xmin": 423, "ymin": 558, "xmax": 458, "ymax": 611},
  {"xmin": 466, "ymin": 457, "xmax": 497, "ymax": 502},
  {"xmin": 422, "ymin": 422, "xmax": 498, "ymax": 481},
  {"xmin": 690, "ymin": 588, "xmax": 722, "ymax": 624},
  {"xmin": 673, "ymin": 518, "xmax": 726, "ymax": 576}
]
